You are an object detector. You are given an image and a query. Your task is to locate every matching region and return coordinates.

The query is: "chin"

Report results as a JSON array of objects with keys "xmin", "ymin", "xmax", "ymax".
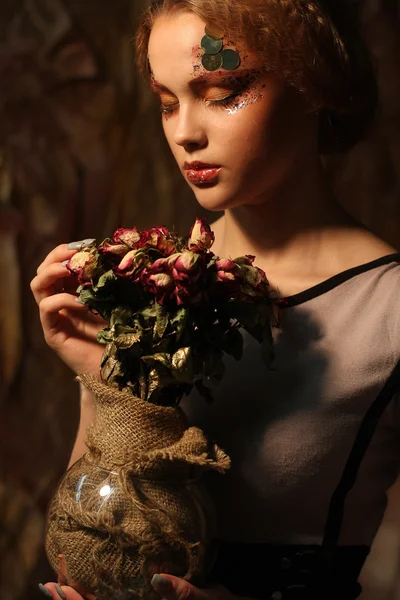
[{"xmin": 191, "ymin": 185, "xmax": 245, "ymax": 212}]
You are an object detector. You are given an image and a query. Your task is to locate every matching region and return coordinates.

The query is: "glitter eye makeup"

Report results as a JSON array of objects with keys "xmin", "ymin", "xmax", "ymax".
[
  {"xmin": 201, "ymin": 69, "xmax": 266, "ymax": 114},
  {"xmin": 150, "ymin": 65, "xmax": 265, "ymax": 119}
]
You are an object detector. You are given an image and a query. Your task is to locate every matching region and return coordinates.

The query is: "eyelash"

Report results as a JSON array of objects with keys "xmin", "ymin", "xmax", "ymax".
[{"xmin": 160, "ymin": 91, "xmax": 241, "ymax": 115}]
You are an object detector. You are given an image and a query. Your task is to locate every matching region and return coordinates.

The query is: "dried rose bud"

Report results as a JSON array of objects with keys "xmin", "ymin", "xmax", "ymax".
[
  {"xmin": 148, "ymin": 272, "xmax": 174, "ymax": 290},
  {"xmin": 188, "ymin": 218, "xmax": 215, "ymax": 252},
  {"xmin": 144, "ymin": 271, "xmax": 175, "ymax": 304},
  {"xmin": 235, "ymin": 259, "xmax": 271, "ymax": 299},
  {"xmin": 142, "ymin": 254, "xmax": 178, "ymax": 293},
  {"xmin": 208, "ymin": 257, "xmax": 242, "ymax": 296},
  {"xmin": 114, "ymin": 249, "xmax": 150, "ymax": 279},
  {"xmin": 138, "ymin": 226, "xmax": 176, "ymax": 255},
  {"xmin": 98, "ymin": 240, "xmax": 131, "ymax": 259},
  {"xmin": 173, "ymin": 252, "xmax": 205, "ymax": 303},
  {"xmin": 141, "ymin": 251, "xmax": 205, "ymax": 306},
  {"xmin": 215, "ymin": 257, "xmax": 239, "ymax": 277},
  {"xmin": 173, "ymin": 251, "xmax": 202, "ymax": 281},
  {"xmin": 174, "ymin": 281, "xmax": 192, "ymax": 305},
  {"xmin": 112, "ymin": 227, "xmax": 141, "ymax": 248},
  {"xmin": 67, "ymin": 249, "xmax": 100, "ymax": 285},
  {"xmin": 150, "ymin": 252, "xmax": 180, "ymax": 273}
]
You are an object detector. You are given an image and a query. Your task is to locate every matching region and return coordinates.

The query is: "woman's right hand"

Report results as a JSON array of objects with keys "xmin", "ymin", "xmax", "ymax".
[{"xmin": 30, "ymin": 240, "xmax": 107, "ymax": 376}]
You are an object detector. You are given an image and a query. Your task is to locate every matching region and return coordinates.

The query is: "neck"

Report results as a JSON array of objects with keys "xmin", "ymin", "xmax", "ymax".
[{"xmin": 213, "ymin": 157, "xmax": 365, "ymax": 275}]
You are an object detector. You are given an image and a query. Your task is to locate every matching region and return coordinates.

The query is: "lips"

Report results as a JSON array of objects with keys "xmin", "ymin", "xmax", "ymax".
[
  {"xmin": 184, "ymin": 161, "xmax": 220, "ymax": 170},
  {"xmin": 184, "ymin": 161, "xmax": 221, "ymax": 185}
]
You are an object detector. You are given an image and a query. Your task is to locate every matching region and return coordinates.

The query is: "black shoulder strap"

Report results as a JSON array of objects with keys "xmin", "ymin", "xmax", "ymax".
[{"xmin": 323, "ymin": 359, "xmax": 400, "ymax": 548}]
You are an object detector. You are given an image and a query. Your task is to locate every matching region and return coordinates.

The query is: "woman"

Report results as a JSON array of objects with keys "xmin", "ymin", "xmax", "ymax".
[{"xmin": 31, "ymin": 1, "xmax": 400, "ymax": 599}]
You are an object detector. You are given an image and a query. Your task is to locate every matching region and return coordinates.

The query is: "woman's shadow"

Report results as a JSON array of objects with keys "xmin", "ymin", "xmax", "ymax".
[{"xmin": 180, "ymin": 305, "xmax": 328, "ymax": 537}]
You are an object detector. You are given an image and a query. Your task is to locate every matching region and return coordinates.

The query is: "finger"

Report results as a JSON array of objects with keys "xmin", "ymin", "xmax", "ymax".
[
  {"xmin": 36, "ymin": 244, "xmax": 77, "ymax": 275},
  {"xmin": 84, "ymin": 310, "xmax": 109, "ymax": 326},
  {"xmin": 31, "ymin": 263, "xmax": 78, "ymax": 304},
  {"xmin": 39, "ymin": 293, "xmax": 93, "ymax": 338},
  {"xmin": 151, "ymin": 574, "xmax": 211, "ymax": 600},
  {"xmin": 36, "ymin": 240, "xmax": 96, "ymax": 275},
  {"xmin": 42, "ymin": 582, "xmax": 88, "ymax": 600}
]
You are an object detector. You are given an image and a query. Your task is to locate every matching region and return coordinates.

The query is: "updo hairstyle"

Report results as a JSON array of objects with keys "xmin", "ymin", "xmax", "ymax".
[{"xmin": 135, "ymin": 0, "xmax": 379, "ymax": 154}]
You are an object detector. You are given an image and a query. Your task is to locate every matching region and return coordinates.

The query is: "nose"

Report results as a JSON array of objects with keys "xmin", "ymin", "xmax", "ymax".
[{"xmin": 172, "ymin": 104, "xmax": 207, "ymax": 151}]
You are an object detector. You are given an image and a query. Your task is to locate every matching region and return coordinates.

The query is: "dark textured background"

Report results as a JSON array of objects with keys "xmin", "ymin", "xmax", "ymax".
[{"xmin": 0, "ymin": 1, "xmax": 399, "ymax": 599}]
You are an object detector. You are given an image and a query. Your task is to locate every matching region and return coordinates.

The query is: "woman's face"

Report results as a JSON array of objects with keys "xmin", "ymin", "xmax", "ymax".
[{"xmin": 148, "ymin": 11, "xmax": 318, "ymax": 211}]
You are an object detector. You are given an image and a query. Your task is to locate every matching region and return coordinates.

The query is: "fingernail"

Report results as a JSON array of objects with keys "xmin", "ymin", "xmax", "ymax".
[
  {"xmin": 61, "ymin": 260, "xmax": 69, "ymax": 267},
  {"xmin": 67, "ymin": 240, "xmax": 84, "ymax": 250},
  {"xmin": 38, "ymin": 584, "xmax": 53, "ymax": 598},
  {"xmin": 151, "ymin": 574, "xmax": 173, "ymax": 594},
  {"xmin": 55, "ymin": 584, "xmax": 67, "ymax": 600},
  {"xmin": 67, "ymin": 238, "xmax": 95, "ymax": 250}
]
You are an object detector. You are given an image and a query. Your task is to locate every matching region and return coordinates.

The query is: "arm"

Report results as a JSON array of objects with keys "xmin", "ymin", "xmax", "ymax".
[
  {"xmin": 67, "ymin": 383, "xmax": 96, "ymax": 469},
  {"xmin": 43, "ymin": 575, "xmax": 253, "ymax": 600}
]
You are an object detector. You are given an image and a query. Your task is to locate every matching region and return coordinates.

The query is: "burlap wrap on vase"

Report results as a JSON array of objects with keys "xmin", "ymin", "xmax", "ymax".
[{"xmin": 46, "ymin": 373, "xmax": 230, "ymax": 600}]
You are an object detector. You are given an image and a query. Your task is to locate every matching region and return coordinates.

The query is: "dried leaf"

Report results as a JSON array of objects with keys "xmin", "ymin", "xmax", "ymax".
[
  {"xmin": 171, "ymin": 347, "xmax": 193, "ymax": 383},
  {"xmin": 147, "ymin": 365, "xmax": 176, "ymax": 403},
  {"xmin": 114, "ymin": 333, "xmax": 141, "ymax": 349},
  {"xmin": 141, "ymin": 353, "xmax": 172, "ymax": 370},
  {"xmin": 154, "ymin": 303, "xmax": 169, "ymax": 342},
  {"xmin": 93, "ymin": 269, "xmax": 117, "ymax": 291},
  {"xmin": 170, "ymin": 307, "xmax": 188, "ymax": 342}
]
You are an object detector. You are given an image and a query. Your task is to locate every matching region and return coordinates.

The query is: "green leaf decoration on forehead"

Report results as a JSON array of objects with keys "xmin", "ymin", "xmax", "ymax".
[
  {"xmin": 200, "ymin": 26, "xmax": 241, "ymax": 72},
  {"xmin": 221, "ymin": 48, "xmax": 241, "ymax": 70},
  {"xmin": 205, "ymin": 24, "xmax": 225, "ymax": 39},
  {"xmin": 201, "ymin": 35, "xmax": 223, "ymax": 55},
  {"xmin": 202, "ymin": 53, "xmax": 223, "ymax": 71}
]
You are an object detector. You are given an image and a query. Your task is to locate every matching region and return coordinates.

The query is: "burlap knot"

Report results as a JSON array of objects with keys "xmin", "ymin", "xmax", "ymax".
[{"xmin": 78, "ymin": 373, "xmax": 230, "ymax": 479}]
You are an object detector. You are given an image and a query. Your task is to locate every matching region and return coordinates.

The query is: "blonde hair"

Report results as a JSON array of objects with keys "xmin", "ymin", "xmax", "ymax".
[{"xmin": 135, "ymin": 0, "xmax": 378, "ymax": 154}]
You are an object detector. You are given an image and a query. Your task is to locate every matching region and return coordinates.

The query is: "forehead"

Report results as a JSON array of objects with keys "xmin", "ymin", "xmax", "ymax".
[{"xmin": 148, "ymin": 11, "xmax": 260, "ymax": 81}]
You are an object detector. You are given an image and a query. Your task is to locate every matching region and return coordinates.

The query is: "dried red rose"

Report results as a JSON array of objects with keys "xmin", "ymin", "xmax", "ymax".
[
  {"xmin": 98, "ymin": 240, "xmax": 131, "ymax": 259},
  {"xmin": 114, "ymin": 249, "xmax": 151, "ymax": 280},
  {"xmin": 141, "ymin": 251, "xmax": 205, "ymax": 305},
  {"xmin": 187, "ymin": 218, "xmax": 215, "ymax": 252},
  {"xmin": 112, "ymin": 227, "xmax": 141, "ymax": 248},
  {"xmin": 67, "ymin": 249, "xmax": 100, "ymax": 286},
  {"xmin": 235, "ymin": 255, "xmax": 270, "ymax": 299},
  {"xmin": 137, "ymin": 226, "xmax": 176, "ymax": 255}
]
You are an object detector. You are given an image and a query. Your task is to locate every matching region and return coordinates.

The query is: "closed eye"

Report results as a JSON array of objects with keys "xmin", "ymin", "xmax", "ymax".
[
  {"xmin": 160, "ymin": 102, "xmax": 179, "ymax": 115},
  {"xmin": 160, "ymin": 90, "xmax": 243, "ymax": 116},
  {"xmin": 206, "ymin": 91, "xmax": 242, "ymax": 109}
]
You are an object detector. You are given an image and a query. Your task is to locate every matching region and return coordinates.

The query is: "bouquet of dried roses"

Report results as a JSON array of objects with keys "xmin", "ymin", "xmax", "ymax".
[{"xmin": 45, "ymin": 218, "xmax": 275, "ymax": 600}]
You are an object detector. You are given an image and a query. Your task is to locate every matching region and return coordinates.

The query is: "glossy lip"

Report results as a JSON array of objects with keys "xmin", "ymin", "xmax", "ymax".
[
  {"xmin": 185, "ymin": 167, "xmax": 221, "ymax": 185},
  {"xmin": 184, "ymin": 161, "xmax": 221, "ymax": 170}
]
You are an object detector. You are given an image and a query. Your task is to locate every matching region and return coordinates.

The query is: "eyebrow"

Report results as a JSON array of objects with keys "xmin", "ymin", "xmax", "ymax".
[
  {"xmin": 150, "ymin": 79, "xmax": 170, "ymax": 92},
  {"xmin": 149, "ymin": 67, "xmax": 262, "ymax": 93}
]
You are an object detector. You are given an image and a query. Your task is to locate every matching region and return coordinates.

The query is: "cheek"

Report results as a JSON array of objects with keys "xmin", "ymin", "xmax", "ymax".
[
  {"xmin": 220, "ymin": 92, "xmax": 307, "ymax": 169},
  {"xmin": 216, "ymin": 104, "xmax": 275, "ymax": 165}
]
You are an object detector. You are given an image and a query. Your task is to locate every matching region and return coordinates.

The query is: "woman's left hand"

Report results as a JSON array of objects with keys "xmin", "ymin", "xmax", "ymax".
[
  {"xmin": 150, "ymin": 573, "xmax": 252, "ymax": 600},
  {"xmin": 41, "ymin": 574, "xmax": 253, "ymax": 600}
]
